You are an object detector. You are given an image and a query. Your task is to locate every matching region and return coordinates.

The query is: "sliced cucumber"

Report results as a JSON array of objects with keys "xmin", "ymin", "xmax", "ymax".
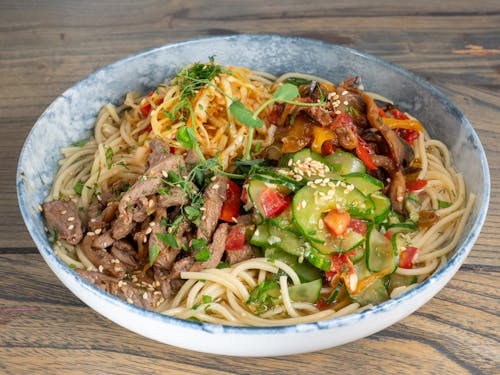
[
  {"xmin": 387, "ymin": 222, "xmax": 418, "ymax": 234},
  {"xmin": 268, "ymin": 223, "xmax": 305, "ymax": 257},
  {"xmin": 349, "ymin": 278, "xmax": 388, "ymax": 306},
  {"xmin": 288, "ymin": 279, "xmax": 322, "ymax": 303},
  {"xmin": 303, "ymin": 246, "xmax": 331, "ymax": 271},
  {"xmin": 368, "ymin": 191, "xmax": 391, "ymax": 224},
  {"xmin": 343, "ymin": 172, "xmax": 383, "ymax": 195},
  {"xmin": 348, "ymin": 245, "xmax": 365, "ymax": 264},
  {"xmin": 250, "ymin": 222, "xmax": 271, "ymax": 247},
  {"xmin": 311, "ymin": 228, "xmax": 365, "ymax": 254},
  {"xmin": 292, "ymin": 148, "xmax": 330, "ymax": 167},
  {"xmin": 366, "ymin": 225, "xmax": 397, "ymax": 273},
  {"xmin": 264, "ymin": 247, "xmax": 322, "ymax": 283},
  {"xmin": 388, "ymin": 273, "xmax": 417, "ymax": 293},
  {"xmin": 292, "ymin": 183, "xmax": 374, "ymax": 244},
  {"xmin": 324, "ymin": 151, "xmax": 366, "ymax": 175}
]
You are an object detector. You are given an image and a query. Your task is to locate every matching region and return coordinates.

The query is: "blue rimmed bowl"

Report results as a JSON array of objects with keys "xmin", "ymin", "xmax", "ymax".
[{"xmin": 17, "ymin": 34, "xmax": 489, "ymax": 356}]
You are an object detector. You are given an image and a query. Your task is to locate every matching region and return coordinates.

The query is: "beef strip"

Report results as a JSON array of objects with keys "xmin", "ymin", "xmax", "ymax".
[
  {"xmin": 157, "ymin": 186, "xmax": 188, "ymax": 208},
  {"xmin": 87, "ymin": 201, "xmax": 119, "ymax": 233},
  {"xmin": 147, "ymin": 138, "xmax": 172, "ymax": 167},
  {"xmin": 225, "ymin": 243, "xmax": 259, "ymax": 265},
  {"xmin": 196, "ymin": 174, "xmax": 228, "ymax": 241},
  {"xmin": 79, "ymin": 235, "xmax": 126, "ymax": 278},
  {"xmin": 155, "ymin": 256, "xmax": 195, "ymax": 299},
  {"xmin": 152, "ymin": 218, "xmax": 190, "ymax": 270},
  {"xmin": 91, "ymin": 230, "xmax": 115, "ymax": 249},
  {"xmin": 387, "ymin": 170, "xmax": 407, "ymax": 214},
  {"xmin": 42, "ymin": 200, "xmax": 83, "ymax": 245},
  {"xmin": 75, "ymin": 269, "xmax": 161, "ymax": 309},
  {"xmin": 110, "ymin": 240, "xmax": 139, "ymax": 269},
  {"xmin": 191, "ymin": 223, "xmax": 229, "ymax": 271}
]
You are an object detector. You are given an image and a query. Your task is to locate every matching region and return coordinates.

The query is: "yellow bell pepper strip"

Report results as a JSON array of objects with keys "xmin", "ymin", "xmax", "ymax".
[
  {"xmin": 311, "ymin": 126, "xmax": 336, "ymax": 154},
  {"xmin": 382, "ymin": 117, "xmax": 424, "ymax": 132}
]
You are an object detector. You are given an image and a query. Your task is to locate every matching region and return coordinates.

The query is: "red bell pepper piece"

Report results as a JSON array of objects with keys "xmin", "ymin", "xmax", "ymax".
[
  {"xmin": 398, "ymin": 246, "xmax": 418, "ymax": 268},
  {"xmin": 259, "ymin": 188, "xmax": 291, "ymax": 218},
  {"xmin": 397, "ymin": 128, "xmax": 420, "ymax": 145},
  {"xmin": 225, "ymin": 224, "xmax": 246, "ymax": 251},
  {"xmin": 348, "ymin": 218, "xmax": 367, "ymax": 236},
  {"xmin": 391, "ymin": 108, "xmax": 409, "ymax": 120},
  {"xmin": 407, "ymin": 179, "xmax": 427, "ymax": 192},
  {"xmin": 220, "ymin": 180, "xmax": 241, "ymax": 222},
  {"xmin": 378, "ymin": 108, "xmax": 389, "ymax": 118},
  {"xmin": 324, "ymin": 209, "xmax": 351, "ymax": 237},
  {"xmin": 355, "ymin": 136, "xmax": 378, "ymax": 171},
  {"xmin": 140, "ymin": 103, "xmax": 152, "ymax": 118}
]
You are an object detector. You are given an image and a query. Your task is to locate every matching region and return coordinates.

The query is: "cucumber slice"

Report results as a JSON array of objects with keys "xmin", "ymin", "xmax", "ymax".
[
  {"xmin": 324, "ymin": 151, "xmax": 366, "ymax": 175},
  {"xmin": 311, "ymin": 228, "xmax": 365, "ymax": 254},
  {"xmin": 349, "ymin": 278, "xmax": 388, "ymax": 306},
  {"xmin": 387, "ymin": 222, "xmax": 418, "ymax": 234},
  {"xmin": 348, "ymin": 245, "xmax": 365, "ymax": 264},
  {"xmin": 288, "ymin": 279, "xmax": 322, "ymax": 303},
  {"xmin": 247, "ymin": 179, "xmax": 267, "ymax": 218},
  {"xmin": 366, "ymin": 225, "xmax": 397, "ymax": 273},
  {"xmin": 264, "ymin": 247, "xmax": 322, "ymax": 283},
  {"xmin": 303, "ymin": 246, "xmax": 331, "ymax": 271},
  {"xmin": 389, "ymin": 273, "xmax": 417, "ymax": 293},
  {"xmin": 292, "ymin": 148, "xmax": 330, "ymax": 166},
  {"xmin": 250, "ymin": 222, "xmax": 270, "ymax": 247},
  {"xmin": 268, "ymin": 223, "xmax": 305, "ymax": 257},
  {"xmin": 343, "ymin": 172, "xmax": 383, "ymax": 195},
  {"xmin": 292, "ymin": 183, "xmax": 374, "ymax": 244},
  {"xmin": 267, "ymin": 206, "xmax": 299, "ymax": 234},
  {"xmin": 368, "ymin": 191, "xmax": 391, "ymax": 224}
]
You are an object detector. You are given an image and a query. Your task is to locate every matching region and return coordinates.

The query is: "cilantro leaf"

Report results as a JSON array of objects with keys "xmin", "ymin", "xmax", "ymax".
[
  {"xmin": 156, "ymin": 232, "xmax": 179, "ymax": 249},
  {"xmin": 194, "ymin": 247, "xmax": 211, "ymax": 262},
  {"xmin": 229, "ymin": 101, "xmax": 264, "ymax": 128},
  {"xmin": 149, "ymin": 243, "xmax": 161, "ymax": 265}
]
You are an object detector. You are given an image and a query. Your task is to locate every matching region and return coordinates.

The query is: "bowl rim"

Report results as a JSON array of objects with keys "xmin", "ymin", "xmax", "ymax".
[{"xmin": 17, "ymin": 33, "xmax": 491, "ymax": 336}]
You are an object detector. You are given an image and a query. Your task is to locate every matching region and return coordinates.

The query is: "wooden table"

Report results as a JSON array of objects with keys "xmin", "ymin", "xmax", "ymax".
[{"xmin": 1, "ymin": 1, "xmax": 499, "ymax": 373}]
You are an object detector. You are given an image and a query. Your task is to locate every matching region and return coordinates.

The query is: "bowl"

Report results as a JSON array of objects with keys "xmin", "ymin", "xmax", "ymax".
[{"xmin": 17, "ymin": 34, "xmax": 490, "ymax": 356}]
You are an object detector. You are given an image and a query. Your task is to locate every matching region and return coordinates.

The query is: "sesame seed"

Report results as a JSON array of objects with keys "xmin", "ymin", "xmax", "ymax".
[
  {"xmin": 87, "ymin": 231, "xmax": 95, "ymax": 236},
  {"xmin": 67, "ymin": 216, "xmax": 75, "ymax": 222},
  {"xmin": 145, "ymin": 227, "xmax": 152, "ymax": 235},
  {"xmin": 149, "ymin": 222, "xmax": 156, "ymax": 227},
  {"xmin": 343, "ymin": 100, "xmax": 349, "ymax": 106},
  {"xmin": 212, "ymin": 184, "xmax": 219, "ymax": 190},
  {"xmin": 301, "ymin": 200, "xmax": 307, "ymax": 208},
  {"xmin": 67, "ymin": 224, "xmax": 74, "ymax": 231},
  {"xmin": 167, "ymin": 227, "xmax": 172, "ymax": 233},
  {"xmin": 143, "ymin": 292, "xmax": 148, "ymax": 300},
  {"xmin": 98, "ymin": 265, "xmax": 104, "ymax": 272},
  {"xmin": 126, "ymin": 298, "xmax": 133, "ymax": 304},
  {"xmin": 38, "ymin": 205, "xmax": 43, "ymax": 212},
  {"xmin": 341, "ymin": 90, "xmax": 348, "ymax": 96},
  {"xmin": 335, "ymin": 110, "xmax": 341, "ymax": 115},
  {"xmin": 60, "ymin": 210, "xmax": 67, "ymax": 215},
  {"xmin": 94, "ymin": 228, "xmax": 102, "ymax": 235}
]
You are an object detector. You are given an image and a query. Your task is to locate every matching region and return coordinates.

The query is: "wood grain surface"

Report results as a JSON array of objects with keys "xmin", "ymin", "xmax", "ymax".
[{"xmin": 1, "ymin": 1, "xmax": 499, "ymax": 374}]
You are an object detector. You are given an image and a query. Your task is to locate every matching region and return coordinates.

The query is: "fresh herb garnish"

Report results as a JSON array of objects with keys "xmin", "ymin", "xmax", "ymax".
[
  {"xmin": 438, "ymin": 200, "xmax": 452, "ymax": 208},
  {"xmin": 156, "ymin": 232, "xmax": 179, "ymax": 249},
  {"xmin": 247, "ymin": 280, "xmax": 280, "ymax": 313},
  {"xmin": 149, "ymin": 243, "xmax": 161, "ymax": 265},
  {"xmin": 74, "ymin": 180, "xmax": 84, "ymax": 195},
  {"xmin": 105, "ymin": 147, "xmax": 114, "ymax": 169}
]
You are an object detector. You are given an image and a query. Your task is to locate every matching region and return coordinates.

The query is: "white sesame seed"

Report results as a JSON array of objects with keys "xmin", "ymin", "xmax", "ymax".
[
  {"xmin": 143, "ymin": 292, "xmax": 148, "ymax": 300},
  {"xmin": 67, "ymin": 216, "xmax": 75, "ymax": 222},
  {"xmin": 38, "ymin": 205, "xmax": 43, "ymax": 212},
  {"xmin": 301, "ymin": 200, "xmax": 307, "ymax": 208},
  {"xmin": 87, "ymin": 231, "xmax": 95, "ymax": 236},
  {"xmin": 60, "ymin": 210, "xmax": 67, "ymax": 215},
  {"xmin": 126, "ymin": 298, "xmax": 133, "ymax": 304},
  {"xmin": 67, "ymin": 224, "xmax": 74, "ymax": 231},
  {"xmin": 94, "ymin": 228, "xmax": 102, "ymax": 235},
  {"xmin": 98, "ymin": 265, "xmax": 104, "ymax": 272},
  {"xmin": 341, "ymin": 90, "xmax": 348, "ymax": 96},
  {"xmin": 145, "ymin": 227, "xmax": 152, "ymax": 235}
]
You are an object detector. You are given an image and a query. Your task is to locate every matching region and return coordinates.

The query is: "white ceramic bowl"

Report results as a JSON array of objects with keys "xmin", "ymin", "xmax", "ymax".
[{"xmin": 17, "ymin": 35, "xmax": 490, "ymax": 356}]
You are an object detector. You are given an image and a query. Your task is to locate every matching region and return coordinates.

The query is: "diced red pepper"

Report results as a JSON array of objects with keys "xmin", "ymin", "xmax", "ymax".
[
  {"xmin": 397, "ymin": 128, "xmax": 420, "ymax": 145},
  {"xmin": 225, "ymin": 224, "xmax": 246, "ymax": 251},
  {"xmin": 378, "ymin": 108, "xmax": 389, "ymax": 118},
  {"xmin": 407, "ymin": 179, "xmax": 427, "ymax": 192},
  {"xmin": 140, "ymin": 103, "xmax": 152, "ymax": 118},
  {"xmin": 348, "ymin": 218, "xmax": 367, "ymax": 236},
  {"xmin": 259, "ymin": 188, "xmax": 291, "ymax": 218},
  {"xmin": 326, "ymin": 253, "xmax": 354, "ymax": 279},
  {"xmin": 391, "ymin": 108, "xmax": 410, "ymax": 120},
  {"xmin": 355, "ymin": 136, "xmax": 378, "ymax": 171},
  {"xmin": 324, "ymin": 209, "xmax": 351, "ymax": 237},
  {"xmin": 398, "ymin": 246, "xmax": 418, "ymax": 268},
  {"xmin": 384, "ymin": 231, "xmax": 394, "ymax": 241},
  {"xmin": 220, "ymin": 180, "xmax": 241, "ymax": 222}
]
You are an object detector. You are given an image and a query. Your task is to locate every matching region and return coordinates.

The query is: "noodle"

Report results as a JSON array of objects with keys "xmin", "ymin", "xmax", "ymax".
[{"xmin": 43, "ymin": 60, "xmax": 472, "ymax": 327}]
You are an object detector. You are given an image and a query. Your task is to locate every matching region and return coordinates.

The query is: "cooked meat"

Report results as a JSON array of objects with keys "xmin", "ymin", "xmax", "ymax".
[
  {"xmin": 111, "ymin": 215, "xmax": 137, "ymax": 240},
  {"xmin": 191, "ymin": 223, "xmax": 229, "ymax": 271},
  {"xmin": 387, "ymin": 170, "xmax": 407, "ymax": 214},
  {"xmin": 146, "ymin": 153, "xmax": 185, "ymax": 178},
  {"xmin": 184, "ymin": 149, "xmax": 201, "ymax": 168},
  {"xmin": 371, "ymin": 154, "xmax": 397, "ymax": 175},
  {"xmin": 151, "ymin": 215, "xmax": 190, "ymax": 271},
  {"xmin": 157, "ymin": 186, "xmax": 188, "ymax": 208},
  {"xmin": 226, "ymin": 244, "xmax": 259, "ymax": 265},
  {"xmin": 75, "ymin": 269, "xmax": 161, "ymax": 309},
  {"xmin": 79, "ymin": 235, "xmax": 126, "ymax": 278},
  {"xmin": 42, "ymin": 200, "xmax": 83, "ymax": 245},
  {"xmin": 334, "ymin": 126, "xmax": 358, "ymax": 150},
  {"xmin": 110, "ymin": 240, "xmax": 138, "ymax": 269},
  {"xmin": 87, "ymin": 201, "xmax": 119, "ymax": 233},
  {"xmin": 147, "ymin": 138, "xmax": 172, "ymax": 167},
  {"xmin": 196, "ymin": 174, "xmax": 228, "ymax": 241},
  {"xmin": 92, "ymin": 230, "xmax": 115, "ymax": 249},
  {"xmin": 360, "ymin": 91, "xmax": 414, "ymax": 168},
  {"xmin": 337, "ymin": 78, "xmax": 368, "ymax": 128},
  {"xmin": 155, "ymin": 256, "xmax": 196, "ymax": 299}
]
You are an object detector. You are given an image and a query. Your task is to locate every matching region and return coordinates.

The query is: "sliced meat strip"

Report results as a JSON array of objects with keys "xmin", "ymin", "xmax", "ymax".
[
  {"xmin": 387, "ymin": 170, "xmax": 407, "ymax": 214},
  {"xmin": 87, "ymin": 201, "xmax": 119, "ymax": 233},
  {"xmin": 42, "ymin": 200, "xmax": 83, "ymax": 245},
  {"xmin": 79, "ymin": 235, "xmax": 126, "ymax": 278},
  {"xmin": 196, "ymin": 174, "xmax": 228, "ymax": 241},
  {"xmin": 226, "ymin": 244, "xmax": 259, "ymax": 265},
  {"xmin": 91, "ymin": 230, "xmax": 115, "ymax": 249},
  {"xmin": 110, "ymin": 240, "xmax": 139, "ymax": 269},
  {"xmin": 155, "ymin": 256, "xmax": 195, "ymax": 299},
  {"xmin": 191, "ymin": 223, "xmax": 229, "ymax": 271},
  {"xmin": 152, "ymin": 218, "xmax": 190, "ymax": 270},
  {"xmin": 147, "ymin": 139, "xmax": 172, "ymax": 167},
  {"xmin": 75, "ymin": 269, "xmax": 162, "ymax": 309},
  {"xmin": 157, "ymin": 186, "xmax": 188, "ymax": 208}
]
